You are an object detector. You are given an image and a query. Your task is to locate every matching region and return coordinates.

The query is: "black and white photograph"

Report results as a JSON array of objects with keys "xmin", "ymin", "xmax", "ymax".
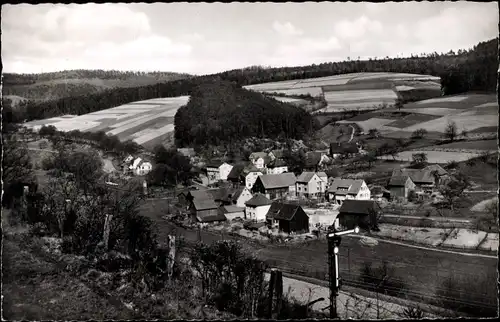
[{"xmin": 2, "ymin": 1, "xmax": 499, "ymax": 320}]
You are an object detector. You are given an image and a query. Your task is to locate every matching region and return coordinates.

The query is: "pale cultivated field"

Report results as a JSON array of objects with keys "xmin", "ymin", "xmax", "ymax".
[
  {"xmin": 415, "ymin": 96, "xmax": 468, "ymax": 105},
  {"xmin": 23, "ymin": 96, "xmax": 190, "ymax": 148},
  {"xmin": 470, "ymin": 197, "xmax": 497, "ymax": 212},
  {"xmin": 373, "ymin": 224, "xmax": 446, "ymax": 246},
  {"xmin": 479, "ymin": 233, "xmax": 499, "ymax": 252},
  {"xmin": 270, "ymin": 96, "xmax": 308, "ymax": 104},
  {"xmin": 441, "ymin": 229, "xmax": 487, "ymax": 249},
  {"xmin": 354, "ymin": 118, "xmax": 398, "ymax": 131},
  {"xmin": 378, "ymin": 150, "xmax": 482, "ymax": 163},
  {"xmin": 475, "ymin": 102, "xmax": 499, "ymax": 108},
  {"xmin": 324, "ymin": 89, "xmax": 398, "ymax": 101},
  {"xmin": 403, "ymin": 113, "xmax": 498, "ymax": 133},
  {"xmin": 401, "ymin": 107, "xmax": 462, "ymax": 116},
  {"xmin": 395, "ymin": 85, "xmax": 415, "ymax": 91}
]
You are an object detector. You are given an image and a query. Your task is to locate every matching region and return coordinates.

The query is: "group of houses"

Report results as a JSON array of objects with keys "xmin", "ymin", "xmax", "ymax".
[
  {"xmin": 121, "ymin": 155, "xmax": 153, "ymax": 176},
  {"xmin": 387, "ymin": 164, "xmax": 449, "ymax": 201}
]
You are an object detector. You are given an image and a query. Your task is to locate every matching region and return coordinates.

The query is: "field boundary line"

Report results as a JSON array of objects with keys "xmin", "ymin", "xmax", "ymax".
[{"xmin": 475, "ymin": 233, "xmax": 490, "ymax": 250}]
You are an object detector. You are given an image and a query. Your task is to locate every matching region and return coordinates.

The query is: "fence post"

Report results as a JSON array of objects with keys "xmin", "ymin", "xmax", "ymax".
[
  {"xmin": 268, "ymin": 269, "xmax": 276, "ymax": 318},
  {"xmin": 167, "ymin": 235, "xmax": 176, "ymax": 281},
  {"xmin": 275, "ymin": 270, "xmax": 283, "ymax": 318}
]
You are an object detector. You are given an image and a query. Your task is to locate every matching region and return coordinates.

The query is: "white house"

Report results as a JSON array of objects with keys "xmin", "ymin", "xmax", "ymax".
[
  {"xmin": 266, "ymin": 159, "xmax": 289, "ymax": 175},
  {"xmin": 241, "ymin": 165, "xmax": 264, "ymax": 190},
  {"xmin": 245, "ymin": 193, "xmax": 273, "ymax": 222},
  {"xmin": 134, "ymin": 161, "xmax": 153, "ymax": 176},
  {"xmin": 206, "ymin": 161, "xmax": 234, "ymax": 184},
  {"xmin": 233, "ymin": 187, "xmax": 253, "ymax": 208},
  {"xmin": 326, "ymin": 178, "xmax": 370, "ymax": 205},
  {"xmin": 249, "ymin": 152, "xmax": 270, "ymax": 170},
  {"xmin": 129, "ymin": 157, "xmax": 143, "ymax": 171},
  {"xmin": 295, "ymin": 172, "xmax": 328, "ymax": 199}
]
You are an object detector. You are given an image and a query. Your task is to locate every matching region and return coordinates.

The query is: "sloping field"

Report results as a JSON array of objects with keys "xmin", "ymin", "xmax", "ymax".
[
  {"xmin": 260, "ymin": 87, "xmax": 324, "ymax": 97},
  {"xmin": 378, "ymin": 150, "xmax": 482, "ymax": 163},
  {"xmin": 23, "ymin": 96, "xmax": 190, "ymax": 148},
  {"xmin": 404, "ymin": 94, "xmax": 496, "ymax": 110},
  {"xmin": 427, "ymin": 139, "xmax": 497, "ymax": 151}
]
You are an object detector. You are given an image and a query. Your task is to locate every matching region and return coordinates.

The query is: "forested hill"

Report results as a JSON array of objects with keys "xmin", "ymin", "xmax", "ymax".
[
  {"xmin": 13, "ymin": 38, "xmax": 498, "ymax": 122},
  {"xmin": 2, "ymin": 69, "xmax": 192, "ymax": 104},
  {"xmin": 174, "ymin": 81, "xmax": 314, "ymax": 147}
]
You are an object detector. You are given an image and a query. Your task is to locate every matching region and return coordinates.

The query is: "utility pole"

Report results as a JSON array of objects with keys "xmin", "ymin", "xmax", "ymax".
[{"xmin": 327, "ymin": 226, "xmax": 360, "ymax": 319}]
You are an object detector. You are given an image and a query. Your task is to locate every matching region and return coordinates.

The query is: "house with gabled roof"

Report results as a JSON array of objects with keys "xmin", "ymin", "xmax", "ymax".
[
  {"xmin": 206, "ymin": 160, "xmax": 234, "ymax": 184},
  {"xmin": 266, "ymin": 202, "xmax": 309, "ymax": 234},
  {"xmin": 327, "ymin": 178, "xmax": 370, "ymax": 205},
  {"xmin": 268, "ymin": 149, "xmax": 285, "ymax": 161},
  {"xmin": 188, "ymin": 190, "xmax": 224, "ymax": 223},
  {"xmin": 249, "ymin": 152, "xmax": 271, "ymax": 170},
  {"xmin": 388, "ymin": 175, "xmax": 416, "ymax": 200},
  {"xmin": 240, "ymin": 164, "xmax": 264, "ymax": 190},
  {"xmin": 219, "ymin": 205, "xmax": 245, "ymax": 221},
  {"xmin": 295, "ymin": 171, "xmax": 328, "ymax": 199},
  {"xmin": 245, "ymin": 193, "xmax": 273, "ymax": 222},
  {"xmin": 330, "ymin": 142, "xmax": 360, "ymax": 159},
  {"xmin": 231, "ymin": 186, "xmax": 253, "ymax": 208},
  {"xmin": 304, "ymin": 151, "xmax": 331, "ymax": 171},
  {"xmin": 266, "ymin": 159, "xmax": 289, "ymax": 175},
  {"xmin": 252, "ymin": 173, "xmax": 297, "ymax": 200},
  {"xmin": 337, "ymin": 200, "xmax": 381, "ymax": 232},
  {"xmin": 391, "ymin": 168, "xmax": 435, "ymax": 191}
]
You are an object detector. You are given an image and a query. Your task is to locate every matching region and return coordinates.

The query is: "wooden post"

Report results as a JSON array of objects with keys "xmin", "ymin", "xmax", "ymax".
[
  {"xmin": 167, "ymin": 235, "xmax": 176, "ymax": 280},
  {"xmin": 268, "ymin": 269, "xmax": 276, "ymax": 318},
  {"xmin": 275, "ymin": 270, "xmax": 283, "ymax": 319},
  {"xmin": 103, "ymin": 214, "xmax": 113, "ymax": 251}
]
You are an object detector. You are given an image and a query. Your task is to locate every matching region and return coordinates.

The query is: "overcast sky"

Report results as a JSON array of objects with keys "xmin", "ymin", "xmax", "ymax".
[{"xmin": 2, "ymin": 2, "xmax": 498, "ymax": 75}]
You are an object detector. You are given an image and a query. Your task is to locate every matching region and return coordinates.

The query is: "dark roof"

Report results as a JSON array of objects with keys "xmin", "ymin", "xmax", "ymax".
[
  {"xmin": 330, "ymin": 142, "xmax": 359, "ymax": 154},
  {"xmin": 317, "ymin": 172, "xmax": 328, "ymax": 178},
  {"xmin": 296, "ymin": 172, "xmax": 316, "ymax": 183},
  {"xmin": 425, "ymin": 164, "xmax": 448, "ymax": 176},
  {"xmin": 222, "ymin": 205, "xmax": 245, "ymax": 213},
  {"xmin": 392, "ymin": 169, "xmax": 434, "ymax": 184},
  {"xmin": 192, "ymin": 197, "xmax": 218, "ymax": 211},
  {"xmin": 339, "ymin": 200, "xmax": 381, "ymax": 215},
  {"xmin": 270, "ymin": 149, "xmax": 284, "ymax": 159},
  {"xmin": 305, "ymin": 151, "xmax": 322, "ymax": 167},
  {"xmin": 241, "ymin": 164, "xmax": 263, "ymax": 176},
  {"xmin": 197, "ymin": 212, "xmax": 227, "ymax": 222},
  {"xmin": 327, "ymin": 179, "xmax": 364, "ymax": 195},
  {"xmin": 245, "ymin": 193, "xmax": 273, "ymax": 207},
  {"xmin": 230, "ymin": 187, "xmax": 245, "ymax": 201},
  {"xmin": 268, "ymin": 159, "xmax": 288, "ymax": 168},
  {"xmin": 206, "ymin": 160, "xmax": 226, "ymax": 168},
  {"xmin": 257, "ymin": 173, "xmax": 296, "ymax": 189},
  {"xmin": 388, "ymin": 176, "xmax": 411, "ymax": 187},
  {"xmin": 266, "ymin": 202, "xmax": 307, "ymax": 221},
  {"xmin": 227, "ymin": 164, "xmax": 245, "ymax": 181}
]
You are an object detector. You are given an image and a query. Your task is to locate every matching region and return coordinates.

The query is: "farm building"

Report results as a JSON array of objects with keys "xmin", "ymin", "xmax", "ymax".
[
  {"xmin": 295, "ymin": 172, "xmax": 328, "ymax": 199},
  {"xmin": 330, "ymin": 142, "xmax": 360, "ymax": 159},
  {"xmin": 425, "ymin": 164, "xmax": 450, "ymax": 186},
  {"xmin": 370, "ymin": 185, "xmax": 390, "ymax": 201},
  {"xmin": 189, "ymin": 192, "xmax": 223, "ymax": 223},
  {"xmin": 124, "ymin": 157, "xmax": 152, "ymax": 176},
  {"xmin": 304, "ymin": 151, "xmax": 331, "ymax": 171},
  {"xmin": 337, "ymin": 200, "xmax": 381, "ymax": 232},
  {"xmin": 327, "ymin": 178, "xmax": 370, "ymax": 205},
  {"xmin": 268, "ymin": 149, "xmax": 285, "ymax": 161},
  {"xmin": 206, "ymin": 160, "xmax": 234, "ymax": 184},
  {"xmin": 266, "ymin": 202, "xmax": 310, "ymax": 234},
  {"xmin": 391, "ymin": 168, "xmax": 435, "ymax": 191},
  {"xmin": 266, "ymin": 159, "xmax": 289, "ymax": 174},
  {"xmin": 245, "ymin": 193, "xmax": 273, "ymax": 222},
  {"xmin": 252, "ymin": 173, "xmax": 297, "ymax": 200},
  {"xmin": 240, "ymin": 165, "xmax": 265, "ymax": 190},
  {"xmin": 388, "ymin": 176, "xmax": 416, "ymax": 200},
  {"xmin": 249, "ymin": 152, "xmax": 271, "ymax": 169},
  {"xmin": 227, "ymin": 164, "xmax": 246, "ymax": 187},
  {"xmin": 219, "ymin": 205, "xmax": 245, "ymax": 221},
  {"xmin": 231, "ymin": 187, "xmax": 253, "ymax": 208}
]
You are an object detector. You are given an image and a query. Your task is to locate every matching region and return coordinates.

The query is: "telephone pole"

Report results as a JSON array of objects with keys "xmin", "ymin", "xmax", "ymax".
[{"xmin": 327, "ymin": 226, "xmax": 360, "ymax": 319}]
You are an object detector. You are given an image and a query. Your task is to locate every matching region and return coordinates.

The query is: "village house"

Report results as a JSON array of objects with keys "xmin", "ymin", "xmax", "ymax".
[
  {"xmin": 226, "ymin": 164, "xmax": 245, "ymax": 187},
  {"xmin": 337, "ymin": 199, "xmax": 381, "ymax": 232},
  {"xmin": 231, "ymin": 187, "xmax": 253, "ymax": 208},
  {"xmin": 387, "ymin": 176, "xmax": 416, "ymax": 200},
  {"xmin": 266, "ymin": 159, "xmax": 289, "ymax": 175},
  {"xmin": 218, "ymin": 205, "xmax": 245, "ymax": 221},
  {"xmin": 266, "ymin": 202, "xmax": 310, "ymax": 234},
  {"xmin": 249, "ymin": 152, "xmax": 271, "ymax": 170},
  {"xmin": 206, "ymin": 160, "xmax": 234, "ymax": 184},
  {"xmin": 304, "ymin": 151, "xmax": 331, "ymax": 171},
  {"xmin": 268, "ymin": 149, "xmax": 285, "ymax": 162},
  {"xmin": 252, "ymin": 173, "xmax": 297, "ymax": 200},
  {"xmin": 124, "ymin": 156, "xmax": 152, "ymax": 176},
  {"xmin": 177, "ymin": 148, "xmax": 197, "ymax": 162},
  {"xmin": 425, "ymin": 164, "xmax": 450, "ymax": 186},
  {"xmin": 188, "ymin": 190, "xmax": 225, "ymax": 223},
  {"xmin": 326, "ymin": 178, "xmax": 370, "ymax": 205},
  {"xmin": 391, "ymin": 168, "xmax": 435, "ymax": 192},
  {"xmin": 241, "ymin": 165, "xmax": 264, "ymax": 190},
  {"xmin": 245, "ymin": 193, "xmax": 273, "ymax": 222},
  {"xmin": 295, "ymin": 172, "xmax": 328, "ymax": 199},
  {"xmin": 330, "ymin": 142, "xmax": 360, "ymax": 159}
]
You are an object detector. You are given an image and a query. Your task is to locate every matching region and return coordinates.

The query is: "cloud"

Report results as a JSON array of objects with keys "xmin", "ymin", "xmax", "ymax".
[
  {"xmin": 334, "ymin": 15, "xmax": 384, "ymax": 40},
  {"xmin": 272, "ymin": 21, "xmax": 304, "ymax": 36}
]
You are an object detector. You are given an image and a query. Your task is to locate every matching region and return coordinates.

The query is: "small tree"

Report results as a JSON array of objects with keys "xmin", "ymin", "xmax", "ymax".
[
  {"xmin": 411, "ymin": 128, "xmax": 428, "ymax": 140},
  {"xmin": 368, "ymin": 128, "xmax": 380, "ymax": 139},
  {"xmin": 444, "ymin": 121, "xmax": 458, "ymax": 142},
  {"xmin": 411, "ymin": 152, "xmax": 428, "ymax": 167},
  {"xmin": 438, "ymin": 172, "xmax": 470, "ymax": 211}
]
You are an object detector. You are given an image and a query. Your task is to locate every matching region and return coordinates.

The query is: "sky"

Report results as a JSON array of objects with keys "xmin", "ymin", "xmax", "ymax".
[{"xmin": 2, "ymin": 2, "xmax": 498, "ymax": 75}]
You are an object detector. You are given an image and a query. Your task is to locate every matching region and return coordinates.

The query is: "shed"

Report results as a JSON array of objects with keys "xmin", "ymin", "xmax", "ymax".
[
  {"xmin": 266, "ymin": 202, "xmax": 309, "ymax": 234},
  {"xmin": 337, "ymin": 200, "xmax": 381, "ymax": 232},
  {"xmin": 219, "ymin": 205, "xmax": 245, "ymax": 221}
]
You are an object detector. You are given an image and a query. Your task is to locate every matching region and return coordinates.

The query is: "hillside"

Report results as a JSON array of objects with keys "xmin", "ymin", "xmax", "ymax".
[
  {"xmin": 174, "ymin": 81, "xmax": 314, "ymax": 147},
  {"xmin": 2, "ymin": 69, "xmax": 192, "ymax": 105},
  {"xmin": 13, "ymin": 38, "xmax": 498, "ymax": 122}
]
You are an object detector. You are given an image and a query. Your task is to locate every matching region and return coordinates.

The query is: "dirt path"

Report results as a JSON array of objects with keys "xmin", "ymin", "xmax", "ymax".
[{"xmin": 347, "ymin": 125, "xmax": 356, "ymax": 143}]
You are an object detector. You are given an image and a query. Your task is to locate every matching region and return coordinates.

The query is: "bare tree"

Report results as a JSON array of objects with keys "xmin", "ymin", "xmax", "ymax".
[{"xmin": 444, "ymin": 121, "xmax": 458, "ymax": 142}]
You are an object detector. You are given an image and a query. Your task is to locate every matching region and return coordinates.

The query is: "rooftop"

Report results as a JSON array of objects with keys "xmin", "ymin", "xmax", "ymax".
[
  {"xmin": 327, "ymin": 178, "xmax": 364, "ymax": 195},
  {"xmin": 245, "ymin": 193, "xmax": 273, "ymax": 207},
  {"xmin": 339, "ymin": 200, "xmax": 381, "ymax": 215},
  {"xmin": 388, "ymin": 176, "xmax": 411, "ymax": 187},
  {"xmin": 257, "ymin": 173, "xmax": 296, "ymax": 189}
]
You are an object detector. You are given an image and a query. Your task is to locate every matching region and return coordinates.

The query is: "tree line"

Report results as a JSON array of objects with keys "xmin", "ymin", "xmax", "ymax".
[
  {"xmin": 12, "ymin": 38, "xmax": 498, "ymax": 122},
  {"xmin": 174, "ymin": 81, "xmax": 315, "ymax": 147}
]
